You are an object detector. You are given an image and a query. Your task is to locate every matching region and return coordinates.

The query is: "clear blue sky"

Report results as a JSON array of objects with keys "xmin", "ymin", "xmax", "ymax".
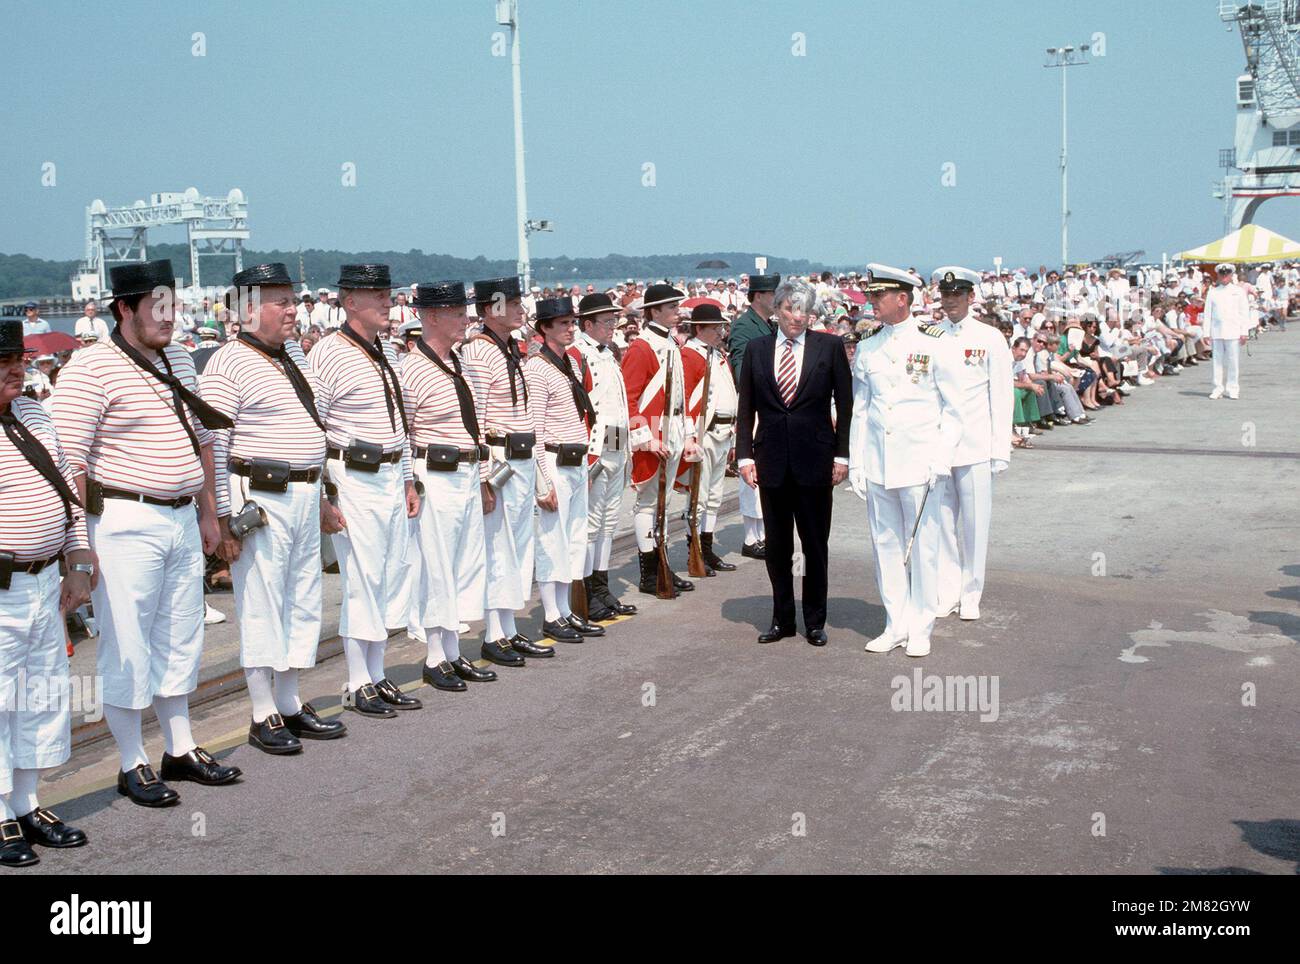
[{"xmin": 1, "ymin": 0, "xmax": 1281, "ymax": 269}]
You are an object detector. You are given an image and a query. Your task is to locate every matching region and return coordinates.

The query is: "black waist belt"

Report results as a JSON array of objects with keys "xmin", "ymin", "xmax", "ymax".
[
  {"xmin": 485, "ymin": 431, "xmax": 536, "ymax": 459},
  {"xmin": 5, "ymin": 555, "xmax": 59, "ymax": 576},
  {"xmin": 326, "ymin": 447, "xmax": 403, "ymax": 464},
  {"xmin": 708, "ymin": 414, "xmax": 736, "ymax": 427},
  {"xmin": 544, "ymin": 442, "xmax": 589, "ymax": 466},
  {"xmin": 100, "ymin": 486, "xmax": 193, "ymax": 509},
  {"xmin": 230, "ymin": 459, "xmax": 322, "ymax": 483},
  {"xmin": 413, "ymin": 445, "xmax": 486, "ymax": 464}
]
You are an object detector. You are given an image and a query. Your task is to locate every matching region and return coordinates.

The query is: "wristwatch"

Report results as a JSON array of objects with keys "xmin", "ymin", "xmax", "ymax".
[{"xmin": 70, "ymin": 563, "xmax": 96, "ymax": 576}]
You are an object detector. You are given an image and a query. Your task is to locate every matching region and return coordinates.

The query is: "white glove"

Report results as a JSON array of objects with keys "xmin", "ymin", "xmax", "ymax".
[
  {"xmin": 849, "ymin": 466, "xmax": 868, "ymax": 501},
  {"xmin": 991, "ymin": 458, "xmax": 1009, "ymax": 475}
]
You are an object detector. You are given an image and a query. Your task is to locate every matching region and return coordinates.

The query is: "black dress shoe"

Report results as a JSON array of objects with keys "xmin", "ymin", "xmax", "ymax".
[
  {"xmin": 422, "ymin": 660, "xmax": 467, "ymax": 692},
  {"xmin": 741, "ymin": 542, "xmax": 766, "ymax": 560},
  {"xmin": 451, "ymin": 656, "xmax": 497, "ymax": 682},
  {"xmin": 805, "ymin": 629, "xmax": 829, "ymax": 647},
  {"xmin": 18, "ymin": 808, "xmax": 87, "ymax": 849},
  {"xmin": 510, "ymin": 633, "xmax": 555, "ymax": 658},
  {"xmin": 671, "ymin": 572, "xmax": 695, "ymax": 592},
  {"xmin": 543, "ymin": 618, "xmax": 583, "ymax": 643},
  {"xmin": 116, "ymin": 764, "xmax": 180, "ymax": 807},
  {"xmin": 757, "ymin": 624, "xmax": 797, "ymax": 644},
  {"xmin": 587, "ymin": 601, "xmax": 617, "ymax": 621},
  {"xmin": 0, "ymin": 821, "xmax": 38, "ymax": 867},
  {"xmin": 283, "ymin": 701, "xmax": 347, "ymax": 740},
  {"xmin": 248, "ymin": 713, "xmax": 303, "ymax": 755},
  {"xmin": 564, "ymin": 614, "xmax": 606, "ymax": 637},
  {"xmin": 481, "ymin": 638, "xmax": 526, "ymax": 667},
  {"xmin": 344, "ymin": 682, "xmax": 398, "ymax": 717},
  {"xmin": 160, "ymin": 747, "xmax": 242, "ymax": 786},
  {"xmin": 374, "ymin": 678, "xmax": 423, "ymax": 710}
]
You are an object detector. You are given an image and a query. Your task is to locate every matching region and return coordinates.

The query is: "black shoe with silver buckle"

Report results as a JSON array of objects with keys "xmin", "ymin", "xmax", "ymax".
[
  {"xmin": 451, "ymin": 656, "xmax": 498, "ymax": 682},
  {"xmin": 481, "ymin": 638, "xmax": 526, "ymax": 667},
  {"xmin": 0, "ymin": 820, "xmax": 38, "ymax": 867},
  {"xmin": 116, "ymin": 763, "xmax": 180, "ymax": 807},
  {"xmin": 283, "ymin": 701, "xmax": 347, "ymax": 740},
  {"xmin": 344, "ymin": 683, "xmax": 397, "ymax": 718},
  {"xmin": 18, "ymin": 808, "xmax": 87, "ymax": 849},
  {"xmin": 741, "ymin": 541, "xmax": 766, "ymax": 560},
  {"xmin": 510, "ymin": 633, "xmax": 555, "ymax": 657},
  {"xmin": 160, "ymin": 747, "xmax": 242, "ymax": 786},
  {"xmin": 374, "ymin": 677, "xmax": 423, "ymax": 710},
  {"xmin": 422, "ymin": 660, "xmax": 467, "ymax": 692},
  {"xmin": 543, "ymin": 618, "xmax": 583, "ymax": 643},
  {"xmin": 248, "ymin": 713, "xmax": 303, "ymax": 755}
]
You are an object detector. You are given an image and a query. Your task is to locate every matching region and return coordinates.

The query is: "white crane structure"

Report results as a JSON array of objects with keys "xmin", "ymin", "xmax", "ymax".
[
  {"xmin": 71, "ymin": 187, "xmax": 249, "ymax": 301},
  {"xmin": 1216, "ymin": 1, "xmax": 1300, "ymax": 230}
]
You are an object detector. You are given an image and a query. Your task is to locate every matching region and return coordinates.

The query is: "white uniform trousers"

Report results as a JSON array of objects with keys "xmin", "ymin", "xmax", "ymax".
[
  {"xmin": 633, "ymin": 446, "xmax": 683, "ymax": 550},
  {"xmin": 89, "ymin": 499, "xmax": 204, "ymax": 710},
  {"xmin": 689, "ymin": 430, "xmax": 731, "ymax": 529},
  {"xmin": 412, "ymin": 458, "xmax": 485, "ymax": 632},
  {"xmin": 586, "ymin": 445, "xmax": 629, "ymax": 574},
  {"xmin": 1211, "ymin": 338, "xmax": 1241, "ymax": 394},
  {"xmin": 535, "ymin": 455, "xmax": 588, "ymax": 583},
  {"xmin": 935, "ymin": 461, "xmax": 992, "ymax": 613},
  {"xmin": 330, "ymin": 461, "xmax": 408, "ymax": 643},
  {"xmin": 866, "ymin": 480, "xmax": 941, "ymax": 642},
  {"xmin": 389, "ymin": 514, "xmax": 420, "ymax": 635},
  {"xmin": 228, "ymin": 476, "xmax": 323, "ymax": 671},
  {"xmin": 0, "ymin": 568, "xmax": 70, "ymax": 793},
  {"xmin": 483, "ymin": 449, "xmax": 536, "ymax": 610}
]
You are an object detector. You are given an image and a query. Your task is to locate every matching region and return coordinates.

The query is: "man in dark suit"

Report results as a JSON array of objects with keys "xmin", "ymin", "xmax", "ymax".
[{"xmin": 736, "ymin": 278, "xmax": 852, "ymax": 646}]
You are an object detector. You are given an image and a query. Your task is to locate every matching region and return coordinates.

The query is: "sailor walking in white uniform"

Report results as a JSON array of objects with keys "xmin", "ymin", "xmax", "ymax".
[{"xmin": 1203, "ymin": 263, "xmax": 1250, "ymax": 399}]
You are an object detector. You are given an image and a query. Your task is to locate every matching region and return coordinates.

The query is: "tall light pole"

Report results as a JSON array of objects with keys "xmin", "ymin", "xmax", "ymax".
[{"xmin": 1044, "ymin": 44, "xmax": 1091, "ymax": 268}]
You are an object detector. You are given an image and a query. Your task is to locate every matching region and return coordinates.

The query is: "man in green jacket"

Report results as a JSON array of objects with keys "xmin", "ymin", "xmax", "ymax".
[{"xmin": 726, "ymin": 273, "xmax": 780, "ymax": 558}]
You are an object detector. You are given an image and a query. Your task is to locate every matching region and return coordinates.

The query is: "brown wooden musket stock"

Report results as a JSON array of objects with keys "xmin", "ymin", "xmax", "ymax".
[{"xmin": 570, "ymin": 578, "xmax": 588, "ymax": 620}]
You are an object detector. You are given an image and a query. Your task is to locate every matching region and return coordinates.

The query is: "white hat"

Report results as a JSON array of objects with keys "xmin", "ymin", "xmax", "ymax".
[
  {"xmin": 863, "ymin": 263, "xmax": 923, "ymax": 291},
  {"xmin": 399, "ymin": 318, "xmax": 422, "ymax": 335},
  {"xmin": 1215, "ymin": 263, "xmax": 1235, "ymax": 274},
  {"xmin": 930, "ymin": 265, "xmax": 981, "ymax": 290}
]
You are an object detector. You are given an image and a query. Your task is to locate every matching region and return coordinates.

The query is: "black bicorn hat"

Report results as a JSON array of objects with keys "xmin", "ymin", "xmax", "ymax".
[
  {"xmin": 535, "ymin": 297, "xmax": 577, "ymax": 324},
  {"xmin": 337, "ymin": 264, "xmax": 393, "ymax": 289},
  {"xmin": 473, "ymin": 276, "xmax": 523, "ymax": 304},
  {"xmin": 0, "ymin": 319, "xmax": 27, "ymax": 354},
  {"xmin": 412, "ymin": 281, "xmax": 472, "ymax": 309},
  {"xmin": 640, "ymin": 283, "xmax": 685, "ymax": 309},
  {"xmin": 747, "ymin": 273, "xmax": 781, "ymax": 293},
  {"xmin": 577, "ymin": 292, "xmax": 620, "ymax": 317},
  {"xmin": 107, "ymin": 259, "xmax": 177, "ymax": 300},
  {"xmin": 689, "ymin": 303, "xmax": 726, "ymax": 325},
  {"xmin": 231, "ymin": 262, "xmax": 295, "ymax": 288}
]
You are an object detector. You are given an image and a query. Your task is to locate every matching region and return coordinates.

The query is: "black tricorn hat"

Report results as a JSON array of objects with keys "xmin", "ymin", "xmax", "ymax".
[
  {"xmin": 0, "ymin": 319, "xmax": 29, "ymax": 354},
  {"xmin": 747, "ymin": 273, "xmax": 781, "ymax": 293},
  {"xmin": 107, "ymin": 259, "xmax": 176, "ymax": 300},
  {"xmin": 412, "ymin": 281, "xmax": 472, "ymax": 309},
  {"xmin": 535, "ymin": 297, "xmax": 576, "ymax": 324},
  {"xmin": 689, "ymin": 303, "xmax": 726, "ymax": 325},
  {"xmin": 337, "ymin": 264, "xmax": 392, "ymax": 289},
  {"xmin": 641, "ymin": 283, "xmax": 685, "ymax": 309},
  {"xmin": 577, "ymin": 293, "xmax": 620, "ymax": 318},
  {"xmin": 473, "ymin": 276, "xmax": 522, "ymax": 304},
  {"xmin": 232, "ymin": 263, "xmax": 294, "ymax": 288}
]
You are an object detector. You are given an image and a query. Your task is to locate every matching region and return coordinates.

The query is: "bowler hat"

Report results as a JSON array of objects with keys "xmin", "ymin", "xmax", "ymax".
[
  {"xmin": 640, "ymin": 283, "xmax": 684, "ymax": 309},
  {"xmin": 412, "ymin": 281, "xmax": 472, "ymax": 309},
  {"xmin": 577, "ymin": 293, "xmax": 620, "ymax": 317},
  {"xmin": 107, "ymin": 260, "xmax": 176, "ymax": 300},
  {"xmin": 337, "ymin": 264, "xmax": 393, "ymax": 289},
  {"xmin": 535, "ymin": 297, "xmax": 576, "ymax": 324},
  {"xmin": 689, "ymin": 303, "xmax": 725, "ymax": 325}
]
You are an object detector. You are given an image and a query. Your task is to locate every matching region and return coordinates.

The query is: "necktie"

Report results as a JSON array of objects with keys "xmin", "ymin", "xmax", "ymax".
[
  {"xmin": 0, "ymin": 409, "xmax": 81, "ymax": 525},
  {"xmin": 540, "ymin": 345, "xmax": 596, "ymax": 426},
  {"xmin": 339, "ymin": 323, "xmax": 409, "ymax": 433},
  {"xmin": 110, "ymin": 326, "xmax": 233, "ymax": 457},
  {"xmin": 483, "ymin": 327, "xmax": 528, "ymax": 407},
  {"xmin": 776, "ymin": 339, "xmax": 797, "ymax": 406},
  {"xmin": 237, "ymin": 333, "xmax": 325, "ymax": 432},
  {"xmin": 415, "ymin": 340, "xmax": 481, "ymax": 442}
]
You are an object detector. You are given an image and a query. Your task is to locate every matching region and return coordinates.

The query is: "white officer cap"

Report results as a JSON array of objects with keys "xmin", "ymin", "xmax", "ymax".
[
  {"xmin": 863, "ymin": 263, "xmax": 923, "ymax": 292},
  {"xmin": 399, "ymin": 318, "xmax": 422, "ymax": 336},
  {"xmin": 1215, "ymin": 263, "xmax": 1235, "ymax": 274},
  {"xmin": 930, "ymin": 265, "xmax": 981, "ymax": 291}
]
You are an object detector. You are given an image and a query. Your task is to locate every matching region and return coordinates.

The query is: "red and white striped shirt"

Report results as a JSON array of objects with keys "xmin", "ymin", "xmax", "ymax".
[
  {"xmin": 0, "ymin": 397, "xmax": 90, "ymax": 561},
  {"xmin": 199, "ymin": 339, "xmax": 327, "ymax": 517},
  {"xmin": 52, "ymin": 341, "xmax": 212, "ymax": 499},
  {"xmin": 460, "ymin": 334, "xmax": 533, "ymax": 435},
  {"xmin": 525, "ymin": 350, "xmax": 590, "ymax": 488},
  {"xmin": 307, "ymin": 330, "xmax": 411, "ymax": 480},
  {"xmin": 399, "ymin": 347, "xmax": 480, "ymax": 450}
]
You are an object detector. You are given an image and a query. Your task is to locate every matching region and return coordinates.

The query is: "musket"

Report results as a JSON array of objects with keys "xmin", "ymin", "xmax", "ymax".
[
  {"xmin": 686, "ymin": 345, "xmax": 714, "ymax": 578},
  {"xmin": 654, "ymin": 349, "xmax": 675, "ymax": 599},
  {"xmin": 570, "ymin": 577, "xmax": 588, "ymax": 621}
]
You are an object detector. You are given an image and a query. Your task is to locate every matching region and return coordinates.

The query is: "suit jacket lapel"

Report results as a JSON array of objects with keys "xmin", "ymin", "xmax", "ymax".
[{"xmin": 790, "ymin": 333, "xmax": 818, "ymax": 406}]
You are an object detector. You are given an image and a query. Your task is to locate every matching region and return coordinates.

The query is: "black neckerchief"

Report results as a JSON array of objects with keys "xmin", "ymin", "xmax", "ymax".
[
  {"xmin": 539, "ymin": 344, "xmax": 596, "ymax": 426},
  {"xmin": 236, "ymin": 333, "xmax": 325, "ymax": 432},
  {"xmin": 339, "ymin": 323, "xmax": 409, "ymax": 433},
  {"xmin": 646, "ymin": 323, "xmax": 670, "ymax": 338},
  {"xmin": 110, "ymin": 325, "xmax": 233, "ymax": 457},
  {"xmin": 414, "ymin": 340, "xmax": 481, "ymax": 443},
  {"xmin": 0, "ymin": 406, "xmax": 81, "ymax": 526},
  {"xmin": 482, "ymin": 326, "xmax": 528, "ymax": 407}
]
